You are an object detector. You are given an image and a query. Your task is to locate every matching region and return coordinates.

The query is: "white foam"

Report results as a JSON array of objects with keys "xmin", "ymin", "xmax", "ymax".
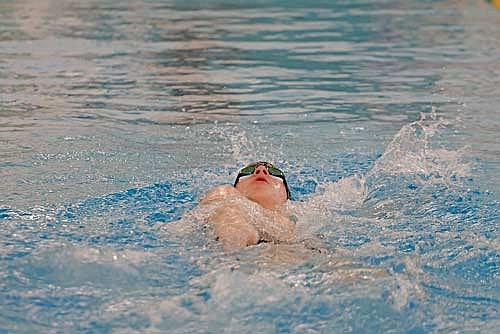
[
  {"xmin": 70, "ymin": 247, "xmax": 157, "ymax": 267},
  {"xmin": 288, "ymin": 176, "xmax": 367, "ymax": 238},
  {"xmin": 308, "ymin": 175, "xmax": 367, "ymax": 211},
  {"xmin": 390, "ymin": 256, "xmax": 427, "ymax": 311}
]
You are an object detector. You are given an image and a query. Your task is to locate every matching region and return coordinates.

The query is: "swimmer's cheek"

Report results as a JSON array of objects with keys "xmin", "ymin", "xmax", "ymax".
[{"xmin": 200, "ymin": 185, "xmax": 242, "ymax": 205}]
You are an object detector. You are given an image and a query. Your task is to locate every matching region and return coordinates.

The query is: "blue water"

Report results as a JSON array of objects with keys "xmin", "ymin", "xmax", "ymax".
[{"xmin": 1, "ymin": 0, "xmax": 499, "ymax": 333}]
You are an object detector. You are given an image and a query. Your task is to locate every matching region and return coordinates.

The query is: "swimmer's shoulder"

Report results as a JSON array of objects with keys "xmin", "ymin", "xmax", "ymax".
[{"xmin": 199, "ymin": 185, "xmax": 243, "ymax": 205}]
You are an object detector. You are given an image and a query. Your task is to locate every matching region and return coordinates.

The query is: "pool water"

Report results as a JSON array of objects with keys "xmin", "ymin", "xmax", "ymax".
[{"xmin": 1, "ymin": 0, "xmax": 499, "ymax": 333}]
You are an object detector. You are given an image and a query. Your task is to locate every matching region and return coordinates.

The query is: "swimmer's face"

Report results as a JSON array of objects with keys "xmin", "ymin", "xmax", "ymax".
[{"xmin": 235, "ymin": 164, "xmax": 288, "ymax": 210}]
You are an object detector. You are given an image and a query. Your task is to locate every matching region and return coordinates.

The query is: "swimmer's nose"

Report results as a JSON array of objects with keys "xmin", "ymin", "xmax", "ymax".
[{"xmin": 253, "ymin": 165, "xmax": 269, "ymax": 176}]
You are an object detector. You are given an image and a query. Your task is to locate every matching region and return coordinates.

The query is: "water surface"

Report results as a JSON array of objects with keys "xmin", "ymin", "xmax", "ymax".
[{"xmin": 1, "ymin": 1, "xmax": 499, "ymax": 333}]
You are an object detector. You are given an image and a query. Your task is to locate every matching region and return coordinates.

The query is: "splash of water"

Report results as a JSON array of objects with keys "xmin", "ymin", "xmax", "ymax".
[{"xmin": 368, "ymin": 109, "xmax": 470, "ymax": 182}]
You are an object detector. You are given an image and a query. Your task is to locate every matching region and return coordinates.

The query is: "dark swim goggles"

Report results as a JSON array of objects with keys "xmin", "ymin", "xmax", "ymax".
[{"xmin": 233, "ymin": 161, "xmax": 291, "ymax": 199}]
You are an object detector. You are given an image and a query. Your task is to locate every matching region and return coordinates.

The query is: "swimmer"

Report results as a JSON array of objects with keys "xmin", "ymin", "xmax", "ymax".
[{"xmin": 199, "ymin": 161, "xmax": 296, "ymax": 251}]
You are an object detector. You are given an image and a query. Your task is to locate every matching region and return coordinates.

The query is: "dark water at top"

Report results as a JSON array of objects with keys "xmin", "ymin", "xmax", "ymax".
[{"xmin": 1, "ymin": 1, "xmax": 499, "ymax": 333}]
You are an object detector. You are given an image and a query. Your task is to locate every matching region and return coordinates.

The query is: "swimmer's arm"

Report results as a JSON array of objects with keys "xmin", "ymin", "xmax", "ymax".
[
  {"xmin": 201, "ymin": 187, "xmax": 258, "ymax": 250},
  {"xmin": 207, "ymin": 205, "xmax": 295, "ymax": 249},
  {"xmin": 207, "ymin": 203, "xmax": 259, "ymax": 251},
  {"xmin": 200, "ymin": 186, "xmax": 296, "ymax": 247}
]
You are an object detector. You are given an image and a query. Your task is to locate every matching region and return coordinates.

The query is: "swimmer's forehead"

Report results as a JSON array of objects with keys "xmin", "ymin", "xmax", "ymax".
[{"xmin": 244, "ymin": 161, "xmax": 274, "ymax": 168}]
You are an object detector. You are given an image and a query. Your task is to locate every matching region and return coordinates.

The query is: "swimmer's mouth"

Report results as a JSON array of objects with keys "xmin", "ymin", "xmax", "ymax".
[{"xmin": 254, "ymin": 177, "xmax": 268, "ymax": 183}]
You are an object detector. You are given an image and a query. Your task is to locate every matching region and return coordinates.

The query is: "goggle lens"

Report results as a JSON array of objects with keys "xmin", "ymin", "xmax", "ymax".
[
  {"xmin": 239, "ymin": 166, "xmax": 256, "ymax": 175},
  {"xmin": 237, "ymin": 164, "xmax": 284, "ymax": 178},
  {"xmin": 267, "ymin": 166, "xmax": 283, "ymax": 177}
]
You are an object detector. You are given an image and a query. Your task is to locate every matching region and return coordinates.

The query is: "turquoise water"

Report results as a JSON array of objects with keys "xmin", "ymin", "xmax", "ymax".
[{"xmin": 1, "ymin": 0, "xmax": 499, "ymax": 333}]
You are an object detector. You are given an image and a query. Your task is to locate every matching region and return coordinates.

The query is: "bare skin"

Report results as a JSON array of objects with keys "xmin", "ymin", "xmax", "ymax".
[{"xmin": 200, "ymin": 165, "xmax": 296, "ymax": 250}]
